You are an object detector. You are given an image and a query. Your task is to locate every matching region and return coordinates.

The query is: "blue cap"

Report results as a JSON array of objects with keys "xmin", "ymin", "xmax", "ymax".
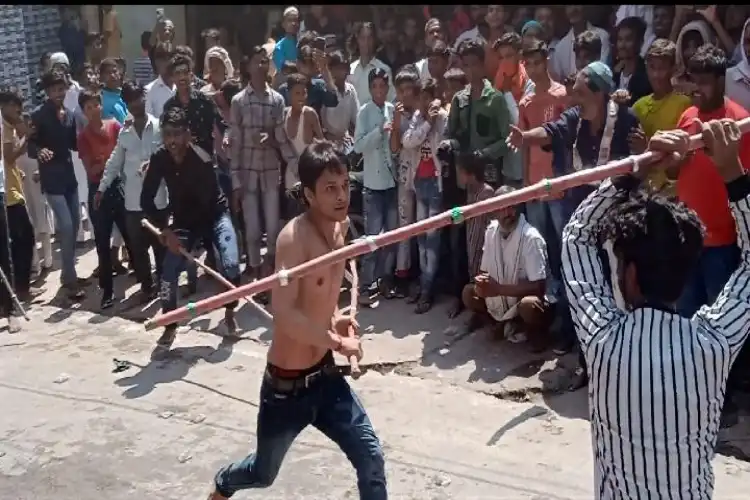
[
  {"xmin": 521, "ymin": 20, "xmax": 543, "ymax": 36},
  {"xmin": 583, "ymin": 61, "xmax": 615, "ymax": 94}
]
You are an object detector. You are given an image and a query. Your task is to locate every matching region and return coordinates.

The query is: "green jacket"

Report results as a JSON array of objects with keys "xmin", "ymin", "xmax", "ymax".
[{"xmin": 447, "ymin": 79, "xmax": 511, "ymax": 164}]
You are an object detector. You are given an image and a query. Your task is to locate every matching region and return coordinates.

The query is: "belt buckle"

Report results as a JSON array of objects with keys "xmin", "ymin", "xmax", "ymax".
[{"xmin": 303, "ymin": 370, "xmax": 320, "ymax": 388}]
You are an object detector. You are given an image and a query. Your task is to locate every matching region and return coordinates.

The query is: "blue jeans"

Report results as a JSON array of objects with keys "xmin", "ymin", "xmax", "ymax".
[
  {"xmin": 214, "ymin": 373, "xmax": 387, "ymax": 499},
  {"xmin": 361, "ymin": 187, "xmax": 398, "ymax": 290},
  {"xmin": 677, "ymin": 243, "xmax": 740, "ymax": 317},
  {"xmin": 45, "ymin": 189, "xmax": 80, "ymax": 286},
  {"xmin": 414, "ymin": 177, "xmax": 441, "ymax": 292},
  {"xmin": 160, "ymin": 212, "xmax": 240, "ymax": 322}
]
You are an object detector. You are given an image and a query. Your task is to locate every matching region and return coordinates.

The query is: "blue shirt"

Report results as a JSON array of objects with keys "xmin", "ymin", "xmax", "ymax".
[
  {"xmin": 101, "ymin": 88, "xmax": 128, "ymax": 124},
  {"xmin": 273, "ymin": 36, "xmax": 298, "ymax": 72},
  {"xmin": 353, "ymin": 101, "xmax": 396, "ymax": 191},
  {"xmin": 29, "ymin": 101, "xmax": 79, "ymax": 195},
  {"xmin": 278, "ymin": 77, "xmax": 339, "ymax": 117}
]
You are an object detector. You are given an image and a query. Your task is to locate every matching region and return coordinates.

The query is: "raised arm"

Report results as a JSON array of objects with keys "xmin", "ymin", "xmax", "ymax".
[{"xmin": 561, "ymin": 178, "xmax": 625, "ymax": 346}]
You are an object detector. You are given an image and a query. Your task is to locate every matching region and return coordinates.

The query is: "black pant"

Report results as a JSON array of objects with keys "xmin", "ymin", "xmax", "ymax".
[
  {"xmin": 88, "ymin": 181, "xmax": 132, "ymax": 295},
  {"xmin": 125, "ymin": 209, "xmax": 168, "ymax": 291},
  {"xmin": 0, "ymin": 200, "xmax": 35, "ymax": 314}
]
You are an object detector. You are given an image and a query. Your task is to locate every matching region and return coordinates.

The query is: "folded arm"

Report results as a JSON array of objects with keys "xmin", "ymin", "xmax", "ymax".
[
  {"xmin": 353, "ymin": 106, "xmax": 383, "ymax": 153},
  {"xmin": 696, "ymin": 174, "xmax": 750, "ymax": 359},
  {"xmin": 561, "ymin": 178, "xmax": 625, "ymax": 347}
]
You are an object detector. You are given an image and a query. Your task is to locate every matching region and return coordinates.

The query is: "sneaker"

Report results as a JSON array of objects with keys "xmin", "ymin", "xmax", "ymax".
[
  {"xmin": 100, "ymin": 293, "xmax": 115, "ymax": 310},
  {"xmin": 64, "ymin": 285, "xmax": 86, "ymax": 301},
  {"xmin": 358, "ymin": 288, "xmax": 374, "ymax": 306}
]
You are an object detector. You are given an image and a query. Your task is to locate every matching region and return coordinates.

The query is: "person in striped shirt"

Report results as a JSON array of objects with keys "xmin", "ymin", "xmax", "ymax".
[{"xmin": 562, "ymin": 118, "xmax": 750, "ymax": 499}]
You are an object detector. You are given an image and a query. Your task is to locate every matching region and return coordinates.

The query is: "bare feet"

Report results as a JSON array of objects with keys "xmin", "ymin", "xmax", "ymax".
[
  {"xmin": 447, "ymin": 299, "xmax": 464, "ymax": 319},
  {"xmin": 206, "ymin": 489, "xmax": 228, "ymax": 500},
  {"xmin": 7, "ymin": 316, "xmax": 21, "ymax": 334}
]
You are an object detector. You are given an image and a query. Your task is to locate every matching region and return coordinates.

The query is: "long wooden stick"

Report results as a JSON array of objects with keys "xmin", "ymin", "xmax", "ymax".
[
  {"xmin": 144, "ymin": 118, "xmax": 750, "ymax": 330},
  {"xmin": 347, "ymin": 260, "xmax": 361, "ymax": 378},
  {"xmin": 140, "ymin": 219, "xmax": 273, "ymax": 321}
]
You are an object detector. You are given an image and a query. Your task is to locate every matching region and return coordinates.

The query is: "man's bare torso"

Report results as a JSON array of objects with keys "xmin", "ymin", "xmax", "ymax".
[{"xmin": 268, "ymin": 214, "xmax": 349, "ymax": 370}]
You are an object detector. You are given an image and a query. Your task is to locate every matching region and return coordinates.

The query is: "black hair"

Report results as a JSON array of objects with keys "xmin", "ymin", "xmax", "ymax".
[
  {"xmin": 594, "ymin": 183, "xmax": 705, "ymax": 303},
  {"xmin": 78, "ymin": 88, "xmax": 101, "ymax": 110},
  {"xmin": 617, "ymin": 16, "xmax": 647, "ymax": 46},
  {"xmin": 286, "ymin": 72, "xmax": 308, "ymax": 90},
  {"xmin": 368, "ymin": 67, "xmax": 389, "ymax": 88},
  {"xmin": 348, "ymin": 22, "xmax": 377, "ymax": 59},
  {"xmin": 41, "ymin": 68, "xmax": 67, "ymax": 90},
  {"xmin": 99, "ymin": 57, "xmax": 119, "ymax": 76},
  {"xmin": 168, "ymin": 54, "xmax": 193, "ymax": 73},
  {"xmin": 240, "ymin": 46, "xmax": 267, "ymax": 82},
  {"xmin": 687, "ymin": 43, "xmax": 728, "ymax": 78},
  {"xmin": 421, "ymin": 78, "xmax": 438, "ymax": 99},
  {"xmin": 493, "ymin": 31, "xmax": 522, "ymax": 52},
  {"xmin": 202, "ymin": 28, "xmax": 221, "ymax": 43},
  {"xmin": 457, "ymin": 39, "xmax": 485, "ymax": 63},
  {"xmin": 297, "ymin": 30, "xmax": 320, "ymax": 51},
  {"xmin": 121, "ymin": 80, "xmax": 145, "ymax": 105},
  {"xmin": 281, "ymin": 60, "xmax": 299, "ymax": 74},
  {"xmin": 298, "ymin": 139, "xmax": 347, "ymax": 193},
  {"xmin": 394, "ymin": 66, "xmax": 420, "ymax": 87},
  {"xmin": 522, "ymin": 39, "xmax": 550, "ymax": 59},
  {"xmin": 298, "ymin": 45, "xmax": 314, "ymax": 63},
  {"xmin": 140, "ymin": 30, "xmax": 152, "ymax": 51},
  {"xmin": 443, "ymin": 67, "xmax": 468, "ymax": 85},
  {"xmin": 115, "ymin": 57, "xmax": 127, "ymax": 74},
  {"xmin": 456, "ymin": 150, "xmax": 487, "ymax": 182},
  {"xmin": 174, "ymin": 45, "xmax": 195, "ymax": 61},
  {"xmin": 39, "ymin": 52, "xmax": 52, "ymax": 68},
  {"xmin": 151, "ymin": 41, "xmax": 174, "ymax": 73},
  {"xmin": 327, "ymin": 50, "xmax": 348, "ymax": 69},
  {"xmin": 160, "ymin": 106, "xmax": 189, "ymax": 130},
  {"xmin": 645, "ymin": 38, "xmax": 677, "ymax": 65},
  {"xmin": 574, "ymin": 30, "xmax": 602, "ymax": 59},
  {"xmin": 220, "ymin": 78, "xmax": 242, "ymax": 104},
  {"xmin": 0, "ymin": 85, "xmax": 23, "ymax": 107},
  {"xmin": 426, "ymin": 40, "xmax": 451, "ymax": 60}
]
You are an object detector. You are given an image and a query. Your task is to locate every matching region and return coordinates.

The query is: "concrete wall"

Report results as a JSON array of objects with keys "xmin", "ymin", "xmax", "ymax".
[{"xmin": 110, "ymin": 5, "xmax": 186, "ymax": 68}]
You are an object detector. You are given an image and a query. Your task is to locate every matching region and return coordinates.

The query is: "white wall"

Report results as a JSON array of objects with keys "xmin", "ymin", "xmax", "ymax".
[{"xmin": 112, "ymin": 5, "xmax": 186, "ymax": 68}]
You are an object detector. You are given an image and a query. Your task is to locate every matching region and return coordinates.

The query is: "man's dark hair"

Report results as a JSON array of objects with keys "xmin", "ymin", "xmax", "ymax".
[
  {"xmin": 41, "ymin": 68, "xmax": 67, "ymax": 90},
  {"xmin": 161, "ymin": 106, "xmax": 189, "ymax": 129},
  {"xmin": 617, "ymin": 16, "xmax": 647, "ymax": 46},
  {"xmin": 443, "ymin": 67, "xmax": 468, "ymax": 85},
  {"xmin": 168, "ymin": 54, "xmax": 193, "ymax": 73},
  {"xmin": 220, "ymin": 78, "xmax": 242, "ymax": 104},
  {"xmin": 281, "ymin": 60, "xmax": 299, "ymax": 74},
  {"xmin": 456, "ymin": 151, "xmax": 487, "ymax": 182},
  {"xmin": 493, "ymin": 32, "xmax": 522, "ymax": 52},
  {"xmin": 39, "ymin": 52, "xmax": 52, "ymax": 68},
  {"xmin": 0, "ymin": 85, "xmax": 23, "ymax": 107},
  {"xmin": 153, "ymin": 41, "xmax": 174, "ymax": 62},
  {"xmin": 298, "ymin": 45, "xmax": 314, "ymax": 63},
  {"xmin": 121, "ymin": 80, "xmax": 145, "ymax": 105},
  {"xmin": 286, "ymin": 72, "xmax": 309, "ymax": 90},
  {"xmin": 421, "ymin": 78, "xmax": 439, "ymax": 99},
  {"xmin": 240, "ymin": 46, "xmax": 267, "ymax": 82},
  {"xmin": 202, "ymin": 28, "xmax": 221, "ymax": 43},
  {"xmin": 174, "ymin": 45, "xmax": 195, "ymax": 60},
  {"xmin": 140, "ymin": 30, "xmax": 152, "ymax": 51},
  {"xmin": 394, "ymin": 66, "xmax": 420, "ymax": 87},
  {"xmin": 78, "ymin": 88, "xmax": 101, "ymax": 110},
  {"xmin": 687, "ymin": 43, "xmax": 728, "ymax": 78},
  {"xmin": 349, "ymin": 22, "xmax": 377, "ymax": 59},
  {"xmin": 646, "ymin": 38, "xmax": 676, "ymax": 61},
  {"xmin": 594, "ymin": 185, "xmax": 705, "ymax": 303},
  {"xmin": 298, "ymin": 30, "xmax": 320, "ymax": 51},
  {"xmin": 99, "ymin": 57, "xmax": 119, "ymax": 76},
  {"xmin": 368, "ymin": 67, "xmax": 389, "ymax": 88},
  {"xmin": 457, "ymin": 39, "xmax": 485, "ymax": 63},
  {"xmin": 426, "ymin": 40, "xmax": 451, "ymax": 60},
  {"xmin": 522, "ymin": 39, "xmax": 550, "ymax": 59},
  {"xmin": 327, "ymin": 50, "xmax": 348, "ymax": 69},
  {"xmin": 299, "ymin": 140, "xmax": 347, "ymax": 195},
  {"xmin": 574, "ymin": 30, "xmax": 602, "ymax": 59}
]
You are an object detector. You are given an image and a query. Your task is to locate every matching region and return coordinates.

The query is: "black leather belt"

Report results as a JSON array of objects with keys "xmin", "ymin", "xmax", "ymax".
[{"xmin": 263, "ymin": 363, "xmax": 341, "ymax": 393}]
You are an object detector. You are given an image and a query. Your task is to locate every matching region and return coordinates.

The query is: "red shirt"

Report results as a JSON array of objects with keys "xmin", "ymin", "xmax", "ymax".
[
  {"xmin": 416, "ymin": 142, "xmax": 437, "ymax": 178},
  {"xmin": 77, "ymin": 119, "xmax": 121, "ymax": 183},
  {"xmin": 676, "ymin": 99, "xmax": 750, "ymax": 247}
]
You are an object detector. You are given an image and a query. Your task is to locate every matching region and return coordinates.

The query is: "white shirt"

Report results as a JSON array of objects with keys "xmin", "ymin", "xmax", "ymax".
[
  {"xmin": 321, "ymin": 82, "xmax": 360, "ymax": 139},
  {"xmin": 415, "ymin": 58, "xmax": 432, "ymax": 83},
  {"xmin": 98, "ymin": 113, "xmax": 168, "ymax": 212},
  {"xmin": 348, "ymin": 57, "xmax": 396, "ymax": 105},
  {"xmin": 562, "ymin": 179, "xmax": 750, "ymax": 499},
  {"xmin": 726, "ymin": 66, "xmax": 750, "ymax": 114},
  {"xmin": 551, "ymin": 23, "xmax": 611, "ymax": 82},
  {"xmin": 145, "ymin": 76, "xmax": 176, "ymax": 119},
  {"xmin": 63, "ymin": 79, "xmax": 81, "ymax": 113},
  {"xmin": 480, "ymin": 215, "xmax": 548, "ymax": 321},
  {"xmin": 453, "ymin": 26, "xmax": 481, "ymax": 51}
]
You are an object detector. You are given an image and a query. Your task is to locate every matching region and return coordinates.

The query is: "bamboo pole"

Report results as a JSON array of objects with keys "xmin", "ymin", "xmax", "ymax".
[{"xmin": 144, "ymin": 119, "xmax": 750, "ymax": 331}]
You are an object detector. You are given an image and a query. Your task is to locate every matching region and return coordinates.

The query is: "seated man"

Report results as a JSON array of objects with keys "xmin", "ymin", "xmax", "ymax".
[
  {"xmin": 141, "ymin": 106, "xmax": 241, "ymax": 347},
  {"xmin": 461, "ymin": 185, "xmax": 554, "ymax": 351}
]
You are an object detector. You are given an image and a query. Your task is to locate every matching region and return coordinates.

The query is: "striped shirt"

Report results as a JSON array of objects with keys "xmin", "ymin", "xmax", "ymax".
[{"xmin": 562, "ymin": 177, "xmax": 750, "ymax": 499}]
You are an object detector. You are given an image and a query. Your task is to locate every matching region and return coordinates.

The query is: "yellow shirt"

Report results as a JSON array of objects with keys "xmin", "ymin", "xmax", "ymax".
[
  {"xmin": 632, "ymin": 92, "xmax": 692, "ymax": 195},
  {"xmin": 1, "ymin": 121, "xmax": 25, "ymax": 206}
]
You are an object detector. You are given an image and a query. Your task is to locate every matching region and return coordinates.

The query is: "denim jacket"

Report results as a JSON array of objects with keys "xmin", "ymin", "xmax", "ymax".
[{"xmin": 353, "ymin": 101, "xmax": 396, "ymax": 191}]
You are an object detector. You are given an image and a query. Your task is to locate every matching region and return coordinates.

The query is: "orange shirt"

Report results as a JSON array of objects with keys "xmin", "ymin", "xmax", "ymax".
[
  {"xmin": 518, "ymin": 81, "xmax": 569, "ymax": 185},
  {"xmin": 676, "ymin": 98, "xmax": 750, "ymax": 247}
]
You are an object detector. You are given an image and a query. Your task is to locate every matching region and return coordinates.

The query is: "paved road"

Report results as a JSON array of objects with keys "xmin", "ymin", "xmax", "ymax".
[{"xmin": 0, "ymin": 244, "xmax": 749, "ymax": 498}]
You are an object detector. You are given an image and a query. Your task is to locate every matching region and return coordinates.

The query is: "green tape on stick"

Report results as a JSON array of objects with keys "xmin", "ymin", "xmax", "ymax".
[
  {"xmin": 450, "ymin": 207, "xmax": 464, "ymax": 225},
  {"xmin": 543, "ymin": 178, "xmax": 552, "ymax": 192},
  {"xmin": 186, "ymin": 302, "xmax": 197, "ymax": 317}
]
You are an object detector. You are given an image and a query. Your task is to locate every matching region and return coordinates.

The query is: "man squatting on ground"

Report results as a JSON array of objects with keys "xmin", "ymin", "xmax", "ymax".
[
  {"xmin": 140, "ymin": 106, "xmax": 241, "ymax": 347},
  {"xmin": 563, "ymin": 119, "xmax": 750, "ymax": 498},
  {"xmin": 208, "ymin": 140, "xmax": 387, "ymax": 499}
]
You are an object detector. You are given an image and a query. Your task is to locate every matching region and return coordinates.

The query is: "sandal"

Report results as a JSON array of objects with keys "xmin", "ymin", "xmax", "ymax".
[
  {"xmin": 414, "ymin": 295, "xmax": 433, "ymax": 314},
  {"xmin": 378, "ymin": 279, "xmax": 396, "ymax": 300}
]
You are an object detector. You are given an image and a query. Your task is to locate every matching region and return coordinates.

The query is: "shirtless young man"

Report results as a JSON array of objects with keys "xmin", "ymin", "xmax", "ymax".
[{"xmin": 208, "ymin": 140, "xmax": 388, "ymax": 500}]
